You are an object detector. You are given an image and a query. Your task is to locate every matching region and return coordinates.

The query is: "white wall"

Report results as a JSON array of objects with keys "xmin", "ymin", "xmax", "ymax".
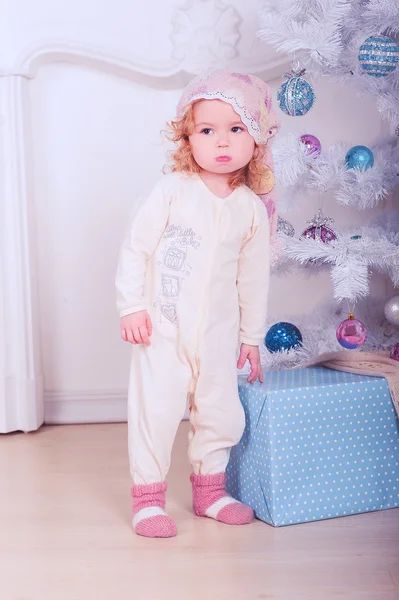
[
  {"xmin": 0, "ymin": 0, "xmax": 388, "ymax": 429},
  {"xmin": 30, "ymin": 66, "xmax": 181, "ymax": 393}
]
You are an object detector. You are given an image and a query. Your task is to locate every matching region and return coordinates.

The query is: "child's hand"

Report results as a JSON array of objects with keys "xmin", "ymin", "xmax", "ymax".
[
  {"xmin": 120, "ymin": 311, "xmax": 153, "ymax": 346},
  {"xmin": 237, "ymin": 344, "xmax": 264, "ymax": 384}
]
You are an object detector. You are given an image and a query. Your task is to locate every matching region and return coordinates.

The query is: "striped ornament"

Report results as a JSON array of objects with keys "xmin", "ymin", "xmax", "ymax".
[{"xmin": 358, "ymin": 35, "xmax": 399, "ymax": 77}]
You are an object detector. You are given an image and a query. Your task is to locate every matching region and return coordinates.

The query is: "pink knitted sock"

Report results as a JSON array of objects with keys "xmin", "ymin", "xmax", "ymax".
[
  {"xmin": 190, "ymin": 473, "xmax": 253, "ymax": 525},
  {"xmin": 131, "ymin": 482, "xmax": 177, "ymax": 538}
]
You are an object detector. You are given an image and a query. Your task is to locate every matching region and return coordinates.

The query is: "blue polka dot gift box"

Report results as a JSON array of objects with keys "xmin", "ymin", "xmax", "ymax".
[{"xmin": 226, "ymin": 367, "xmax": 399, "ymax": 526}]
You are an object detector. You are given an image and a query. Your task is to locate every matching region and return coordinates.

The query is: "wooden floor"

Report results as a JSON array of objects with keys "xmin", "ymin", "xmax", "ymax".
[{"xmin": 1, "ymin": 422, "xmax": 398, "ymax": 600}]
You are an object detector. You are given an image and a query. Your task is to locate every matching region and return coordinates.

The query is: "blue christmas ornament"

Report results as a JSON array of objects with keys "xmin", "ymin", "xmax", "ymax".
[
  {"xmin": 265, "ymin": 322, "xmax": 303, "ymax": 353},
  {"xmin": 358, "ymin": 35, "xmax": 399, "ymax": 78},
  {"xmin": 345, "ymin": 145, "xmax": 374, "ymax": 171},
  {"xmin": 277, "ymin": 66, "xmax": 315, "ymax": 117}
]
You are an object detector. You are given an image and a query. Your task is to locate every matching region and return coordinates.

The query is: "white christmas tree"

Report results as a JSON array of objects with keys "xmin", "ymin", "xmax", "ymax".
[{"xmin": 255, "ymin": 0, "xmax": 399, "ymax": 371}]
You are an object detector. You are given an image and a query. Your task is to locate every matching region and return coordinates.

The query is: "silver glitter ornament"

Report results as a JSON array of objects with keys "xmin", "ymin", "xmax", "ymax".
[
  {"xmin": 384, "ymin": 294, "xmax": 399, "ymax": 326},
  {"xmin": 277, "ymin": 216, "xmax": 295, "ymax": 237}
]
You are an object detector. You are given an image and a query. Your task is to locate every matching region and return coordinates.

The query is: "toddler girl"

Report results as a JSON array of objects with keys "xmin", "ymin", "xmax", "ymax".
[{"xmin": 115, "ymin": 70, "xmax": 280, "ymax": 538}]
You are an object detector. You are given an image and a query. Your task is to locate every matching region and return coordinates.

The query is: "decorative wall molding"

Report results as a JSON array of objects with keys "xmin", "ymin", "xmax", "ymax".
[
  {"xmin": 13, "ymin": 40, "xmax": 183, "ymax": 80},
  {"xmin": 0, "ymin": 76, "xmax": 44, "ymax": 433},
  {"xmin": 44, "ymin": 390, "xmax": 189, "ymax": 424},
  {"xmin": 171, "ymin": 0, "xmax": 241, "ymax": 73},
  {"xmin": 4, "ymin": 0, "xmax": 291, "ymax": 78},
  {"xmin": 9, "ymin": 1, "xmax": 289, "ymax": 81},
  {"xmin": 11, "ymin": 39, "xmax": 291, "ymax": 81},
  {"xmin": 44, "ymin": 390, "xmax": 128, "ymax": 425}
]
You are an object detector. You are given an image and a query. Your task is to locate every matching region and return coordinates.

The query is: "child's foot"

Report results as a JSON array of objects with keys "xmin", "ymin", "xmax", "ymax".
[
  {"xmin": 190, "ymin": 472, "xmax": 253, "ymax": 525},
  {"xmin": 131, "ymin": 482, "xmax": 177, "ymax": 538}
]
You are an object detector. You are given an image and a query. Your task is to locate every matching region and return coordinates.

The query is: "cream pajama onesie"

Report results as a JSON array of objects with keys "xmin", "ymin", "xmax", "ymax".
[{"xmin": 116, "ymin": 171, "xmax": 270, "ymax": 486}]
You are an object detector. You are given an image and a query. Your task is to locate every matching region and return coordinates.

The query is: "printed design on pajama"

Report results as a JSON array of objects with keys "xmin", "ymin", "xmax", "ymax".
[{"xmin": 156, "ymin": 224, "xmax": 202, "ymax": 325}]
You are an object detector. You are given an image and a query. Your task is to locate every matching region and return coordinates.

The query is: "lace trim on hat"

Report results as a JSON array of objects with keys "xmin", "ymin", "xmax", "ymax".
[{"xmin": 186, "ymin": 91, "xmax": 262, "ymax": 144}]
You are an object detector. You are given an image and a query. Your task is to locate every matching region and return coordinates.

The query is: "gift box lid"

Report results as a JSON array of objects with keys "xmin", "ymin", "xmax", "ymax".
[
  {"xmin": 237, "ymin": 367, "xmax": 393, "ymax": 422},
  {"xmin": 239, "ymin": 366, "xmax": 386, "ymax": 393}
]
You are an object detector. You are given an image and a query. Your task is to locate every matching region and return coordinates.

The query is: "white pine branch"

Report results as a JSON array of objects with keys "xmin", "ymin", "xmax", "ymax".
[
  {"xmin": 364, "ymin": 0, "xmax": 399, "ymax": 34},
  {"xmin": 372, "ymin": 210, "xmax": 399, "ymax": 246},
  {"xmin": 377, "ymin": 90, "xmax": 399, "ymax": 124},
  {"xmin": 333, "ymin": 233, "xmax": 399, "ymax": 284},
  {"xmin": 331, "ymin": 257, "xmax": 370, "ymax": 301},
  {"xmin": 340, "ymin": 2, "xmax": 371, "ymax": 45},
  {"xmin": 282, "ymin": 235, "xmax": 339, "ymax": 265},
  {"xmin": 272, "ymin": 134, "xmax": 312, "ymax": 188},
  {"xmin": 259, "ymin": 0, "xmax": 321, "ymax": 21},
  {"xmin": 258, "ymin": 0, "xmax": 351, "ymax": 65},
  {"xmin": 282, "ymin": 230, "xmax": 399, "ymax": 301},
  {"xmin": 307, "ymin": 143, "xmax": 349, "ymax": 192}
]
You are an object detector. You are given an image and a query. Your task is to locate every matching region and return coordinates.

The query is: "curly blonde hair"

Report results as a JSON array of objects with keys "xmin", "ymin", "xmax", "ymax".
[{"xmin": 164, "ymin": 101, "xmax": 273, "ymax": 193}]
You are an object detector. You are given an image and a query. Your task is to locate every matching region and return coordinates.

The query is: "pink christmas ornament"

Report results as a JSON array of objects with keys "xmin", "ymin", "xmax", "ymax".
[
  {"xmin": 300, "ymin": 134, "xmax": 321, "ymax": 156},
  {"xmin": 336, "ymin": 313, "xmax": 367, "ymax": 349},
  {"xmin": 390, "ymin": 343, "xmax": 399, "ymax": 361}
]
